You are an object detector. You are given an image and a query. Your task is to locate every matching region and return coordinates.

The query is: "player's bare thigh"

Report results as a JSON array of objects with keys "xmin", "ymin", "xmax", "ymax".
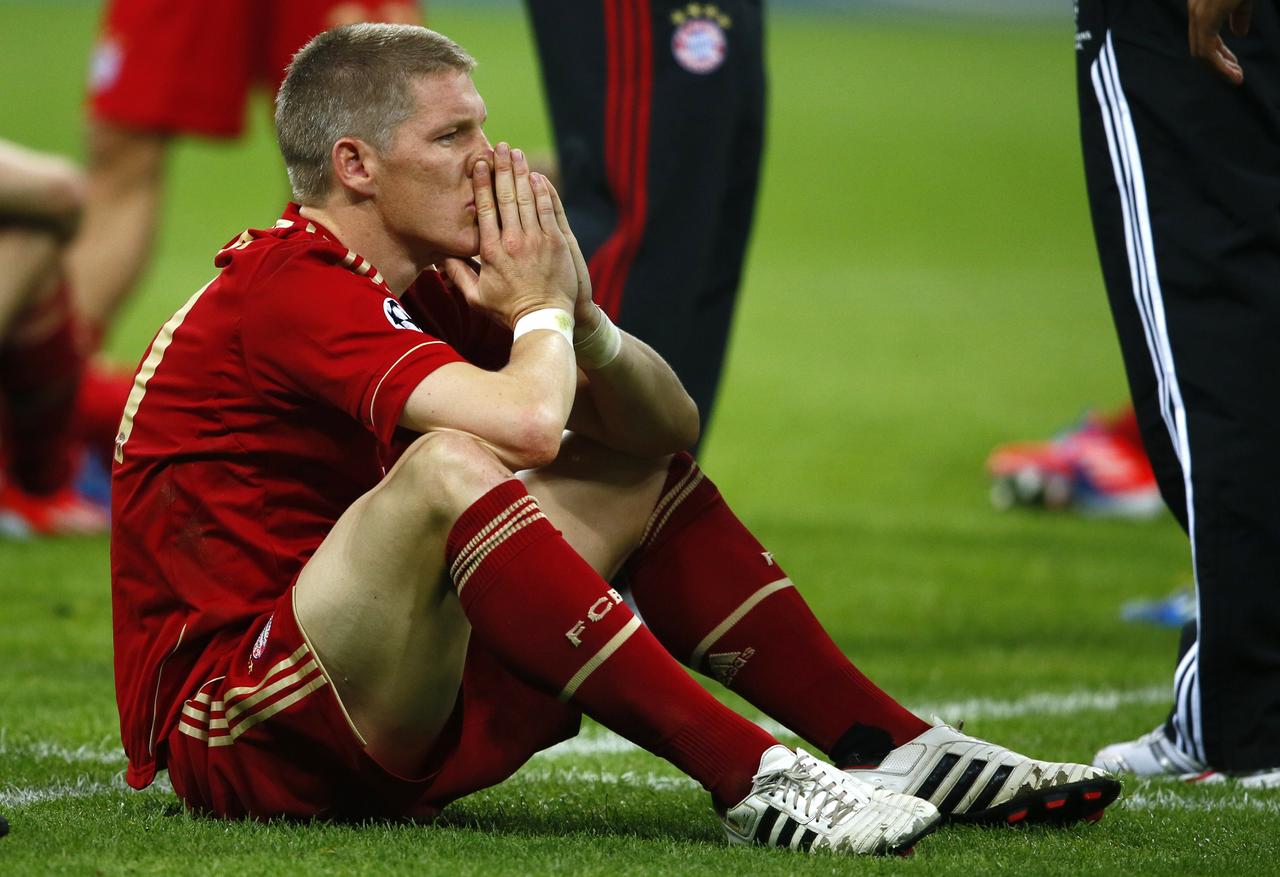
[
  {"xmin": 293, "ymin": 430, "xmax": 509, "ymax": 776},
  {"xmin": 293, "ymin": 430, "xmax": 668, "ymax": 776}
]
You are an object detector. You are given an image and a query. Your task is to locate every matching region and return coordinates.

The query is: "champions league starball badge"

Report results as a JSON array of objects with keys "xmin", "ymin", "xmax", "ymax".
[
  {"xmin": 671, "ymin": 3, "xmax": 731, "ymax": 75},
  {"xmin": 384, "ymin": 297, "xmax": 424, "ymax": 332}
]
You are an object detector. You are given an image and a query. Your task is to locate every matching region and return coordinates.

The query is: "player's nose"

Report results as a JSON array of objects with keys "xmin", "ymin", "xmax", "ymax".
[{"xmin": 467, "ymin": 140, "xmax": 494, "ymax": 177}]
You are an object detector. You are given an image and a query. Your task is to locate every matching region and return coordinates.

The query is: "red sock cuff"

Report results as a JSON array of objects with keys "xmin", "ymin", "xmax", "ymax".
[
  {"xmin": 446, "ymin": 479, "xmax": 560, "ymax": 607},
  {"xmin": 635, "ymin": 453, "xmax": 723, "ymax": 557}
]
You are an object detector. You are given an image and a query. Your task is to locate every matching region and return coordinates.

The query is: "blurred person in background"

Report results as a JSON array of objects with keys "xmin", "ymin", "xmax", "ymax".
[
  {"xmin": 0, "ymin": 139, "xmax": 106, "ymax": 536},
  {"xmin": 69, "ymin": 0, "xmax": 421, "ymax": 349},
  {"xmin": 1076, "ymin": 0, "xmax": 1280, "ymax": 786},
  {"xmin": 525, "ymin": 0, "xmax": 764, "ymax": 438}
]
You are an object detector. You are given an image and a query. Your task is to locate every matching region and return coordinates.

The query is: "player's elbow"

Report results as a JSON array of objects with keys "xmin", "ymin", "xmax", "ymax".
[
  {"xmin": 504, "ymin": 403, "xmax": 566, "ymax": 470},
  {"xmin": 655, "ymin": 388, "xmax": 701, "ymax": 456},
  {"xmin": 627, "ymin": 392, "xmax": 700, "ymax": 458},
  {"xmin": 672, "ymin": 392, "xmax": 701, "ymax": 452}
]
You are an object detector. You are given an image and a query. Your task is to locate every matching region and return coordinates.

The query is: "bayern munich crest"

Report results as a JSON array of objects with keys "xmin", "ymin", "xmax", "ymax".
[{"xmin": 671, "ymin": 3, "xmax": 731, "ymax": 75}]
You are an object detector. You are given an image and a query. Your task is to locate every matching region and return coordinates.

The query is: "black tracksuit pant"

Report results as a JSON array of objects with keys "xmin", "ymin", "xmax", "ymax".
[
  {"xmin": 1076, "ymin": 0, "xmax": 1280, "ymax": 771},
  {"xmin": 526, "ymin": 0, "xmax": 766, "ymax": 429}
]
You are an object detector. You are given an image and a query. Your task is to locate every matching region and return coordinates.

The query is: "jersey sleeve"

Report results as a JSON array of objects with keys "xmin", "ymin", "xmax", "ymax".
[
  {"xmin": 402, "ymin": 271, "xmax": 514, "ymax": 371},
  {"xmin": 240, "ymin": 248, "xmax": 466, "ymax": 445}
]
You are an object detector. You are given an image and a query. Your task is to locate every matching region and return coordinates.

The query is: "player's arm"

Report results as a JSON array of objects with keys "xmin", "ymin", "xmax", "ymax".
[
  {"xmin": 545, "ymin": 180, "xmax": 700, "ymax": 458},
  {"xmin": 566, "ymin": 308, "xmax": 701, "ymax": 458},
  {"xmin": 399, "ymin": 146, "xmax": 580, "ymax": 471},
  {"xmin": 0, "ymin": 139, "xmax": 85, "ymax": 236}
]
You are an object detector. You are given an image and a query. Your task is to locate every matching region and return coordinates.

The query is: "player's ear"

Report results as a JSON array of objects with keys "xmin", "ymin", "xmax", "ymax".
[{"xmin": 331, "ymin": 137, "xmax": 379, "ymax": 198}]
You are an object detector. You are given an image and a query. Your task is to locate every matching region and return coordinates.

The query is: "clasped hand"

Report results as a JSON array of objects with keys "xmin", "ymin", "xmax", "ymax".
[{"xmin": 442, "ymin": 142, "xmax": 595, "ymax": 331}]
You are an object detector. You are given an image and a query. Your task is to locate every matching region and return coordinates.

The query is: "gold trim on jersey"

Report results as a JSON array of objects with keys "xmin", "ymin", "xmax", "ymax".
[
  {"xmin": 368, "ymin": 340, "xmax": 447, "ymax": 428},
  {"xmin": 114, "ymin": 279, "xmax": 215, "ymax": 463},
  {"xmin": 147, "ymin": 623, "xmax": 187, "ymax": 756}
]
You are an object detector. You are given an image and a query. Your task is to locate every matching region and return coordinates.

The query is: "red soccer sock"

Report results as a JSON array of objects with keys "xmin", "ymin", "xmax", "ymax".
[
  {"xmin": 446, "ymin": 479, "xmax": 778, "ymax": 809},
  {"xmin": 626, "ymin": 454, "xmax": 930, "ymax": 767},
  {"xmin": 1, "ymin": 281, "xmax": 84, "ymax": 494}
]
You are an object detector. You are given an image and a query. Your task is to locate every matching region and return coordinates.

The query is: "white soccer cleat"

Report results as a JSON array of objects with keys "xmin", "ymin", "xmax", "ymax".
[
  {"xmin": 1093, "ymin": 724, "xmax": 1206, "ymax": 778},
  {"xmin": 847, "ymin": 719, "xmax": 1122, "ymax": 826},
  {"xmin": 723, "ymin": 745, "xmax": 941, "ymax": 856},
  {"xmin": 1095, "ymin": 725, "xmax": 1280, "ymax": 788}
]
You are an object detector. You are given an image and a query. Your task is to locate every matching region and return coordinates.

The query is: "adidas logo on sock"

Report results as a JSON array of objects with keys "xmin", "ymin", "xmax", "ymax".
[{"xmin": 708, "ymin": 647, "xmax": 755, "ymax": 687}]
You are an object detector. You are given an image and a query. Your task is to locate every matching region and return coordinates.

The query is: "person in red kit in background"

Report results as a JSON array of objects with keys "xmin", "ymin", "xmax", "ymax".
[
  {"xmin": 0, "ymin": 139, "xmax": 116, "ymax": 537},
  {"xmin": 69, "ymin": 0, "xmax": 421, "ymax": 349},
  {"xmin": 110, "ymin": 23, "xmax": 1119, "ymax": 853}
]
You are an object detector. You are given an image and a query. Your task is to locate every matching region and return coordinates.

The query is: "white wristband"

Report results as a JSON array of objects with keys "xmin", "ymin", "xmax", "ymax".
[
  {"xmin": 512, "ymin": 308, "xmax": 574, "ymax": 346},
  {"xmin": 573, "ymin": 306, "xmax": 623, "ymax": 370}
]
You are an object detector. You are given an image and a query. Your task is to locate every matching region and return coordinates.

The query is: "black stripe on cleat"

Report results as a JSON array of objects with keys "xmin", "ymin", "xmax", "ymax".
[
  {"xmin": 913, "ymin": 753, "xmax": 961, "ymax": 801},
  {"xmin": 965, "ymin": 764, "xmax": 1013, "ymax": 815},
  {"xmin": 775, "ymin": 816, "xmax": 800, "ymax": 848},
  {"xmin": 937, "ymin": 758, "xmax": 988, "ymax": 815},
  {"xmin": 950, "ymin": 777, "xmax": 1123, "ymax": 827},
  {"xmin": 752, "ymin": 806, "xmax": 782, "ymax": 844}
]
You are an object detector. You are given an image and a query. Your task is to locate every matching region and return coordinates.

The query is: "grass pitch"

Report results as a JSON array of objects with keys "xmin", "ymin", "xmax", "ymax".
[{"xmin": 3, "ymin": 2, "xmax": 1277, "ymax": 874}]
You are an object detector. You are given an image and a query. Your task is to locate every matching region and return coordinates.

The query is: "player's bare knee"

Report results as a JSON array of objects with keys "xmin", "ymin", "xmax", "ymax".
[{"xmin": 387, "ymin": 431, "xmax": 513, "ymax": 526}]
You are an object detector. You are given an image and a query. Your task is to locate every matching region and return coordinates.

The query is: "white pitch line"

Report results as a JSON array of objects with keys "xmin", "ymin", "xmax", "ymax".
[
  {"xmin": 506, "ymin": 769, "xmax": 1280, "ymax": 815},
  {"xmin": 1121, "ymin": 788, "xmax": 1280, "ymax": 815},
  {"xmin": 903, "ymin": 684, "xmax": 1169, "ymax": 724},
  {"xmin": 0, "ymin": 774, "xmax": 171, "ymax": 808},
  {"xmin": 0, "ymin": 684, "xmax": 1171, "ymax": 766},
  {"xmin": 541, "ymin": 684, "xmax": 1170, "ymax": 758},
  {"xmin": 511, "ymin": 767, "xmax": 697, "ymax": 792},
  {"xmin": 0, "ymin": 737, "xmax": 125, "ymax": 766}
]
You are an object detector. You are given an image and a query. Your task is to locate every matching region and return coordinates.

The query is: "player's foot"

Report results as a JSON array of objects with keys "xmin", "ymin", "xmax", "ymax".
[
  {"xmin": 723, "ymin": 745, "xmax": 941, "ymax": 856},
  {"xmin": 1092, "ymin": 724, "xmax": 1207, "ymax": 778},
  {"xmin": 986, "ymin": 407, "xmax": 1162, "ymax": 519},
  {"xmin": 0, "ymin": 480, "xmax": 109, "ymax": 538},
  {"xmin": 847, "ymin": 720, "xmax": 1122, "ymax": 826},
  {"xmin": 1094, "ymin": 725, "xmax": 1280, "ymax": 788}
]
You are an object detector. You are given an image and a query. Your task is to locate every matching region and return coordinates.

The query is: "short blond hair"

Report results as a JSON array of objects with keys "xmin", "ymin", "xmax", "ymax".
[{"xmin": 275, "ymin": 23, "xmax": 476, "ymax": 203}]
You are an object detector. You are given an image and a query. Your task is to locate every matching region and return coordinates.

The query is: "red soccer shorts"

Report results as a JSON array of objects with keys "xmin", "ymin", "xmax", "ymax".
[
  {"xmin": 165, "ymin": 584, "xmax": 581, "ymax": 820},
  {"xmin": 88, "ymin": 0, "xmax": 420, "ymax": 138}
]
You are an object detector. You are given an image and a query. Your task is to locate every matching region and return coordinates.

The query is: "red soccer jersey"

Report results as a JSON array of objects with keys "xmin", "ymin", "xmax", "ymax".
[{"xmin": 111, "ymin": 204, "xmax": 511, "ymax": 789}]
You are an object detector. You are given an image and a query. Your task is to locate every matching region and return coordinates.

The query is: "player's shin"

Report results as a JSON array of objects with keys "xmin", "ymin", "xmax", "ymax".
[
  {"xmin": 625, "ymin": 453, "xmax": 930, "ymax": 767},
  {"xmin": 0, "ymin": 280, "xmax": 84, "ymax": 495},
  {"xmin": 445, "ymin": 478, "xmax": 778, "ymax": 809}
]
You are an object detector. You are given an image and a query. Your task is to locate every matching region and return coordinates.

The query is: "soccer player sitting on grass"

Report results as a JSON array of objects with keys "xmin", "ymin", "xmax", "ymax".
[
  {"xmin": 110, "ymin": 23, "xmax": 1120, "ymax": 853},
  {"xmin": 0, "ymin": 139, "xmax": 107, "ymax": 537}
]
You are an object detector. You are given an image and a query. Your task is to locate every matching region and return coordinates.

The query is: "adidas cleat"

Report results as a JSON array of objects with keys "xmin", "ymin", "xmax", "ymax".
[
  {"xmin": 1092, "ymin": 725, "xmax": 1206, "ymax": 778},
  {"xmin": 847, "ymin": 720, "xmax": 1122, "ymax": 826},
  {"xmin": 724, "ymin": 745, "xmax": 940, "ymax": 856}
]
